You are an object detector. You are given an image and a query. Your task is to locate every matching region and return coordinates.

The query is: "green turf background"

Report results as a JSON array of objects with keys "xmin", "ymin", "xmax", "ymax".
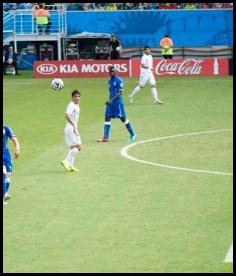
[{"xmin": 3, "ymin": 72, "xmax": 233, "ymax": 272}]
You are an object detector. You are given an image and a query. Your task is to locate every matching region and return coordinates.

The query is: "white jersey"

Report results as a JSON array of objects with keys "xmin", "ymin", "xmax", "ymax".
[
  {"xmin": 140, "ymin": 53, "xmax": 153, "ymax": 74},
  {"xmin": 65, "ymin": 101, "xmax": 80, "ymax": 128},
  {"xmin": 139, "ymin": 53, "xmax": 156, "ymax": 86},
  {"xmin": 64, "ymin": 101, "xmax": 81, "ymax": 146}
]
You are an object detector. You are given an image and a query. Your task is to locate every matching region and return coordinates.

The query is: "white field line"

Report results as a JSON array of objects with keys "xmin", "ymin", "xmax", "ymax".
[
  {"xmin": 224, "ymin": 242, "xmax": 233, "ymax": 262},
  {"xmin": 120, "ymin": 129, "xmax": 233, "ymax": 176}
]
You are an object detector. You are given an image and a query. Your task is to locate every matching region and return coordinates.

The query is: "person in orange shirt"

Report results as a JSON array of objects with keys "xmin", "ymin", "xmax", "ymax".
[
  {"xmin": 34, "ymin": 4, "xmax": 50, "ymax": 34},
  {"xmin": 160, "ymin": 34, "xmax": 174, "ymax": 59}
]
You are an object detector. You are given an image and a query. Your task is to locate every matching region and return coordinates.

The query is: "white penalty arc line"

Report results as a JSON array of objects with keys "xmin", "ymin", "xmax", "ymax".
[
  {"xmin": 120, "ymin": 129, "xmax": 233, "ymax": 176},
  {"xmin": 224, "ymin": 242, "xmax": 233, "ymax": 262}
]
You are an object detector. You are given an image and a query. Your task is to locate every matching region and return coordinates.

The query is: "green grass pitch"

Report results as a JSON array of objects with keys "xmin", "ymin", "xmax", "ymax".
[{"xmin": 3, "ymin": 71, "xmax": 233, "ymax": 273}]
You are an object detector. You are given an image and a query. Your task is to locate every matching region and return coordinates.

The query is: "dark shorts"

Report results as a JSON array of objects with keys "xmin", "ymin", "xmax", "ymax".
[
  {"xmin": 105, "ymin": 102, "xmax": 126, "ymax": 119},
  {"xmin": 163, "ymin": 55, "xmax": 173, "ymax": 59}
]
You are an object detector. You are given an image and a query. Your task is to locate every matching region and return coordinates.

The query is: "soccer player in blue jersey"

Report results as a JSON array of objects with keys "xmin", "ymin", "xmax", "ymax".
[
  {"xmin": 3, "ymin": 125, "xmax": 20, "ymax": 204},
  {"xmin": 97, "ymin": 66, "xmax": 136, "ymax": 142}
]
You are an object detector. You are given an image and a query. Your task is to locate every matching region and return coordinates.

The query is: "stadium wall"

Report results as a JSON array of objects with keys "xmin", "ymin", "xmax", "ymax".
[{"xmin": 66, "ymin": 10, "xmax": 233, "ymax": 47}]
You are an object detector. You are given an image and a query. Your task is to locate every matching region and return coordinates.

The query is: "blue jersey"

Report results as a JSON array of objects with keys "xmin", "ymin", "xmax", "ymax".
[
  {"xmin": 106, "ymin": 75, "xmax": 126, "ymax": 119},
  {"xmin": 3, "ymin": 125, "xmax": 15, "ymax": 171},
  {"xmin": 108, "ymin": 75, "xmax": 124, "ymax": 104}
]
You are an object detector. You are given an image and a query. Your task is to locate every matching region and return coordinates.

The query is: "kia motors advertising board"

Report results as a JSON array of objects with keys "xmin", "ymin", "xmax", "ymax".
[
  {"xmin": 34, "ymin": 58, "xmax": 228, "ymax": 78},
  {"xmin": 33, "ymin": 60, "xmax": 130, "ymax": 78}
]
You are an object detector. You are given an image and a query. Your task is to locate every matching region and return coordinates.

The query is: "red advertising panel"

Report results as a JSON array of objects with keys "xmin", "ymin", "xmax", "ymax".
[
  {"xmin": 34, "ymin": 58, "xmax": 228, "ymax": 78},
  {"xmin": 132, "ymin": 58, "xmax": 229, "ymax": 77},
  {"xmin": 33, "ymin": 60, "xmax": 130, "ymax": 78}
]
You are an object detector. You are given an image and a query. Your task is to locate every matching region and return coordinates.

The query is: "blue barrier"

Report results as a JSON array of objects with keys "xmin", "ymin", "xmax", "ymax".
[
  {"xmin": 4, "ymin": 10, "xmax": 233, "ymax": 47},
  {"xmin": 66, "ymin": 10, "xmax": 233, "ymax": 47}
]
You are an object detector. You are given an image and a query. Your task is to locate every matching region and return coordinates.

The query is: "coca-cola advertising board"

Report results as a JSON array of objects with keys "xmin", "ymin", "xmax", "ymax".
[
  {"xmin": 33, "ymin": 58, "xmax": 228, "ymax": 78},
  {"xmin": 131, "ymin": 58, "xmax": 229, "ymax": 77},
  {"xmin": 33, "ymin": 60, "xmax": 130, "ymax": 78}
]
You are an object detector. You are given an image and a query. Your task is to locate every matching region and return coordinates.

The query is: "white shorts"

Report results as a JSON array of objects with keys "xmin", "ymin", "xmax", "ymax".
[
  {"xmin": 139, "ymin": 71, "xmax": 156, "ymax": 87},
  {"xmin": 64, "ymin": 125, "xmax": 81, "ymax": 146}
]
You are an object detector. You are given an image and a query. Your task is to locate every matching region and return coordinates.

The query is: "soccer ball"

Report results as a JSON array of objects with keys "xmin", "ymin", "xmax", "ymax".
[
  {"xmin": 51, "ymin": 78, "xmax": 64, "ymax": 91},
  {"xmin": 116, "ymin": 46, "xmax": 120, "ymax": 52}
]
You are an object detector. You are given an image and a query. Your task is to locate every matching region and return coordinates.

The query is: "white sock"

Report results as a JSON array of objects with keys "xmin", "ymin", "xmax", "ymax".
[
  {"xmin": 130, "ymin": 85, "xmax": 141, "ymax": 97},
  {"xmin": 151, "ymin": 87, "xmax": 158, "ymax": 101},
  {"xmin": 65, "ymin": 148, "xmax": 78, "ymax": 166}
]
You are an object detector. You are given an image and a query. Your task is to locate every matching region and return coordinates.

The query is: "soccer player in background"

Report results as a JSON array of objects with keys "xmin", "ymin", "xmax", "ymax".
[
  {"xmin": 97, "ymin": 66, "xmax": 136, "ymax": 142},
  {"xmin": 128, "ymin": 45, "xmax": 163, "ymax": 104},
  {"xmin": 61, "ymin": 90, "xmax": 81, "ymax": 172},
  {"xmin": 3, "ymin": 125, "xmax": 20, "ymax": 205}
]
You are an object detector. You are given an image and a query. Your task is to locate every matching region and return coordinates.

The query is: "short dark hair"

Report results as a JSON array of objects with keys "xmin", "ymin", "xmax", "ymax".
[
  {"xmin": 109, "ymin": 66, "xmax": 115, "ymax": 73},
  {"xmin": 144, "ymin": 45, "xmax": 150, "ymax": 50},
  {"xmin": 72, "ymin": 90, "xmax": 81, "ymax": 97}
]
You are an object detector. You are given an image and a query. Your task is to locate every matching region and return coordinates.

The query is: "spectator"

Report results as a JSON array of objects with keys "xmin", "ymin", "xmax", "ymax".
[
  {"xmin": 212, "ymin": 3, "xmax": 224, "ymax": 8},
  {"xmin": 105, "ymin": 3, "xmax": 117, "ymax": 10},
  {"xmin": 34, "ymin": 3, "xmax": 50, "ymax": 34},
  {"xmin": 159, "ymin": 3, "xmax": 172, "ymax": 9},
  {"xmin": 94, "ymin": 3, "xmax": 105, "ymax": 10},
  {"xmin": 168, "ymin": 3, "xmax": 180, "ymax": 9},
  {"xmin": 79, "ymin": 3, "xmax": 92, "ymax": 10},
  {"xmin": 3, "ymin": 46, "xmax": 19, "ymax": 75},
  {"xmin": 8, "ymin": 3, "xmax": 231, "ymax": 12},
  {"xmin": 160, "ymin": 34, "xmax": 174, "ymax": 59},
  {"xmin": 109, "ymin": 35, "xmax": 122, "ymax": 59},
  {"xmin": 77, "ymin": 3, "xmax": 85, "ymax": 10},
  {"xmin": 142, "ymin": 3, "xmax": 153, "ymax": 10},
  {"xmin": 223, "ymin": 2, "xmax": 233, "ymax": 8},
  {"xmin": 120, "ymin": 3, "xmax": 132, "ymax": 10},
  {"xmin": 116, "ymin": 3, "xmax": 123, "ymax": 10},
  {"xmin": 184, "ymin": 3, "xmax": 197, "ymax": 9},
  {"xmin": 132, "ymin": 3, "xmax": 143, "ymax": 10},
  {"xmin": 198, "ymin": 3, "xmax": 210, "ymax": 9}
]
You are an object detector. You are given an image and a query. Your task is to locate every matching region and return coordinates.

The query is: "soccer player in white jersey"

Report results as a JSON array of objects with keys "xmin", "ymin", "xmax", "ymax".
[
  {"xmin": 128, "ymin": 45, "xmax": 163, "ymax": 104},
  {"xmin": 61, "ymin": 90, "xmax": 81, "ymax": 172}
]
